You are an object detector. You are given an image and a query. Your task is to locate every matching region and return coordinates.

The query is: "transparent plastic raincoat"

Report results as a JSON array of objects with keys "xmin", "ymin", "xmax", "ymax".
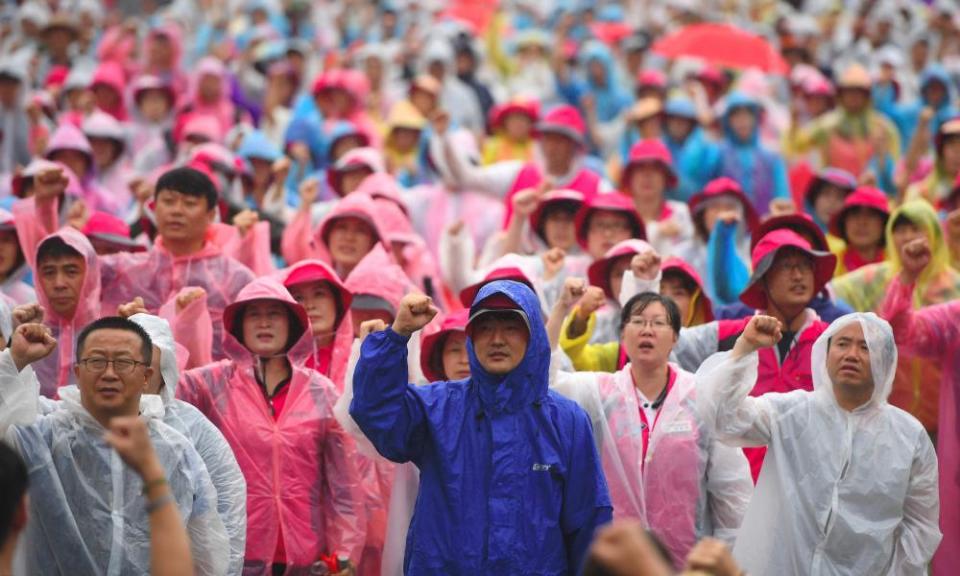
[
  {"xmin": 128, "ymin": 313, "xmax": 248, "ymax": 575},
  {"xmin": 0, "ymin": 352, "xmax": 230, "ymax": 575},
  {"xmin": 697, "ymin": 313, "xmax": 941, "ymax": 575},
  {"xmin": 552, "ymin": 362, "xmax": 752, "ymax": 568},
  {"xmin": 176, "ymin": 278, "xmax": 366, "ymax": 573}
]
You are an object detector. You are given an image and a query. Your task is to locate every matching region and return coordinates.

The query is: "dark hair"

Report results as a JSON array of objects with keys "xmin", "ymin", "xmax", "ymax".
[
  {"xmin": 75, "ymin": 316, "xmax": 153, "ymax": 365},
  {"xmin": 619, "ymin": 292, "xmax": 682, "ymax": 336},
  {"xmin": 535, "ymin": 200, "xmax": 580, "ymax": 243},
  {"xmin": 230, "ymin": 303, "xmax": 304, "ymax": 352},
  {"xmin": 36, "ymin": 236, "xmax": 82, "ymax": 267},
  {"xmin": 0, "ymin": 442, "xmax": 27, "ymax": 545},
  {"xmin": 154, "ymin": 166, "xmax": 218, "ymax": 210},
  {"xmin": 891, "ymin": 212, "xmax": 917, "ymax": 231},
  {"xmin": 662, "ymin": 268, "xmax": 698, "ymax": 294}
]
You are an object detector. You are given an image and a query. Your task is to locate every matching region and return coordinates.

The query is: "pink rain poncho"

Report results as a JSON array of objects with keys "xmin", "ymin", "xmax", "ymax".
[
  {"xmin": 177, "ymin": 57, "xmax": 244, "ymax": 140},
  {"xmin": 279, "ymin": 259, "xmax": 355, "ymax": 391},
  {"xmin": 552, "ymin": 362, "xmax": 752, "ymax": 568},
  {"xmin": 177, "ymin": 277, "xmax": 366, "ymax": 572},
  {"xmin": 0, "ymin": 208, "xmax": 36, "ymax": 305},
  {"xmin": 30, "ymin": 227, "xmax": 102, "ymax": 397},
  {"xmin": 282, "ymin": 190, "xmax": 391, "ymax": 273},
  {"xmin": 881, "ymin": 278, "xmax": 960, "ymax": 576}
]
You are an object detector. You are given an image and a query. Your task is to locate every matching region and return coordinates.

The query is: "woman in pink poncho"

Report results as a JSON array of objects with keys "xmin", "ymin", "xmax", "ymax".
[
  {"xmin": 550, "ymin": 282, "xmax": 752, "ymax": 569},
  {"xmin": 880, "ymin": 239, "xmax": 960, "ymax": 576},
  {"xmin": 281, "ymin": 259, "xmax": 355, "ymax": 391},
  {"xmin": 176, "ymin": 277, "xmax": 366, "ymax": 574}
]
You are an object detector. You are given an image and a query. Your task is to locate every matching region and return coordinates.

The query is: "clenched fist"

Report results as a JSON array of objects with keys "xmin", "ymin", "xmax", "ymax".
[
  {"xmin": 12, "ymin": 303, "xmax": 44, "ymax": 328},
  {"xmin": 899, "ymin": 237, "xmax": 931, "ymax": 285},
  {"xmin": 630, "ymin": 251, "xmax": 661, "ymax": 281},
  {"xmin": 11, "ymin": 323, "xmax": 57, "ymax": 372},
  {"xmin": 575, "ymin": 286, "xmax": 607, "ymax": 321},
  {"xmin": 541, "ymin": 247, "xmax": 566, "ymax": 282},
  {"xmin": 392, "ymin": 293, "xmax": 439, "ymax": 338},
  {"xmin": 359, "ymin": 319, "xmax": 388, "ymax": 342},
  {"xmin": 117, "ymin": 297, "xmax": 148, "ymax": 318},
  {"xmin": 733, "ymin": 315, "xmax": 782, "ymax": 359},
  {"xmin": 558, "ymin": 277, "xmax": 587, "ymax": 311}
]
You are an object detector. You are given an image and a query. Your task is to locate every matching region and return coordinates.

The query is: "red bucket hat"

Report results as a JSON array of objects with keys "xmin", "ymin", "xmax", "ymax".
[
  {"xmin": 490, "ymin": 99, "xmax": 540, "ymax": 129},
  {"xmin": 739, "ymin": 229, "xmax": 837, "ymax": 310},
  {"xmin": 282, "ymin": 259, "xmax": 355, "ymax": 321},
  {"xmin": 750, "ymin": 212, "xmax": 829, "ymax": 253},
  {"xmin": 804, "ymin": 167, "xmax": 857, "ymax": 205},
  {"xmin": 574, "ymin": 193, "xmax": 646, "ymax": 249},
  {"xmin": 529, "ymin": 189, "xmax": 584, "ymax": 241},
  {"xmin": 689, "ymin": 176, "xmax": 760, "ymax": 236},
  {"xmin": 419, "ymin": 309, "xmax": 469, "ymax": 382},
  {"xmin": 535, "ymin": 104, "xmax": 587, "ymax": 147},
  {"xmin": 828, "ymin": 187, "xmax": 891, "ymax": 241},
  {"xmin": 587, "ymin": 239, "xmax": 654, "ymax": 299},
  {"xmin": 635, "ymin": 68, "xmax": 667, "ymax": 91},
  {"xmin": 82, "ymin": 212, "xmax": 147, "ymax": 253},
  {"xmin": 619, "ymin": 139, "xmax": 678, "ymax": 190}
]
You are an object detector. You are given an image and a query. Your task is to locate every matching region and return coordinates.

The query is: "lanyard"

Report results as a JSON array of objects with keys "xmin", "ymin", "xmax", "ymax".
[{"xmin": 633, "ymin": 368, "xmax": 673, "ymax": 469}]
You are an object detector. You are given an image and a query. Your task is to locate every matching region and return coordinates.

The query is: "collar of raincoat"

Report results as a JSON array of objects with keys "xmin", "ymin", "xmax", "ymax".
[
  {"xmin": 35, "ymin": 227, "xmax": 101, "ymax": 326},
  {"xmin": 220, "ymin": 277, "xmax": 314, "ymax": 367},
  {"xmin": 127, "ymin": 313, "xmax": 184, "ymax": 406},
  {"xmin": 809, "ymin": 312, "xmax": 897, "ymax": 412},
  {"xmin": 885, "ymin": 200, "xmax": 951, "ymax": 288},
  {"xmin": 58, "ymin": 384, "xmax": 165, "ymax": 428},
  {"xmin": 467, "ymin": 280, "xmax": 550, "ymax": 415}
]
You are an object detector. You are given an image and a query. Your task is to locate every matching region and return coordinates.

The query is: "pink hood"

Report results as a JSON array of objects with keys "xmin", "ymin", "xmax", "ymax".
[
  {"xmin": 313, "ymin": 193, "xmax": 392, "ymax": 269},
  {"xmin": 354, "ymin": 171, "xmax": 405, "ymax": 211},
  {"xmin": 344, "ymin": 244, "xmax": 410, "ymax": 314},
  {"xmin": 327, "ymin": 147, "xmax": 386, "ymax": 197},
  {"xmin": 90, "ymin": 61, "xmax": 128, "ymax": 121},
  {"xmin": 45, "ymin": 123, "xmax": 94, "ymax": 165},
  {"xmin": 221, "ymin": 277, "xmax": 313, "ymax": 367},
  {"xmin": 34, "ymin": 227, "xmax": 103, "ymax": 396}
]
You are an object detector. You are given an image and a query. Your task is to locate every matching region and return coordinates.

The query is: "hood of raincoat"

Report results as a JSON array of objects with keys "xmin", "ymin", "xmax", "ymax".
[
  {"xmin": 221, "ymin": 277, "xmax": 313, "ymax": 366},
  {"xmin": 82, "ymin": 110, "xmax": 126, "ymax": 147},
  {"xmin": 467, "ymin": 280, "xmax": 550, "ymax": 413},
  {"xmin": 919, "ymin": 64, "xmax": 957, "ymax": 110},
  {"xmin": 578, "ymin": 41, "xmax": 631, "ymax": 121},
  {"xmin": 45, "ymin": 123, "xmax": 94, "ymax": 167},
  {"xmin": 143, "ymin": 24, "xmax": 184, "ymax": 74},
  {"xmin": 810, "ymin": 313, "xmax": 897, "ymax": 409},
  {"xmin": 128, "ymin": 313, "xmax": 182, "ymax": 405},
  {"xmin": 90, "ymin": 61, "xmax": 128, "ymax": 120},
  {"xmin": 344, "ymin": 244, "xmax": 409, "ymax": 314},
  {"xmin": 314, "ymin": 192, "xmax": 392, "ymax": 264},
  {"xmin": 35, "ymin": 227, "xmax": 101, "ymax": 325},
  {"xmin": 885, "ymin": 200, "xmax": 951, "ymax": 286},
  {"xmin": 721, "ymin": 92, "xmax": 762, "ymax": 147},
  {"xmin": 323, "ymin": 121, "xmax": 371, "ymax": 163},
  {"xmin": 662, "ymin": 256, "xmax": 714, "ymax": 324},
  {"xmin": 354, "ymin": 171, "xmax": 405, "ymax": 209},
  {"xmin": 189, "ymin": 57, "xmax": 232, "ymax": 108},
  {"xmin": 328, "ymin": 147, "xmax": 387, "ymax": 197},
  {"xmin": 237, "ymin": 130, "xmax": 282, "ymax": 163}
]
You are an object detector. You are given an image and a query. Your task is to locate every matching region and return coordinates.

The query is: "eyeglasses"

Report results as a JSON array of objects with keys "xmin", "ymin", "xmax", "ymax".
[
  {"xmin": 627, "ymin": 317, "xmax": 671, "ymax": 330},
  {"xmin": 771, "ymin": 257, "xmax": 814, "ymax": 274},
  {"xmin": 77, "ymin": 357, "xmax": 145, "ymax": 375},
  {"xmin": 590, "ymin": 220, "xmax": 631, "ymax": 235}
]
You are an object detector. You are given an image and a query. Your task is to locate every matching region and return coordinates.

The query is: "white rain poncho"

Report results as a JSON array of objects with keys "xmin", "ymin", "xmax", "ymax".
[
  {"xmin": 129, "ymin": 313, "xmax": 247, "ymax": 575},
  {"xmin": 551, "ymin": 356, "xmax": 752, "ymax": 569},
  {"xmin": 0, "ymin": 350, "xmax": 230, "ymax": 576},
  {"xmin": 696, "ymin": 313, "xmax": 942, "ymax": 575}
]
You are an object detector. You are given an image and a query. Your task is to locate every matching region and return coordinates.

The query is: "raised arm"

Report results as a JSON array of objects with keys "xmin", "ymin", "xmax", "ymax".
[
  {"xmin": 0, "ymin": 324, "xmax": 58, "ymax": 435},
  {"xmin": 695, "ymin": 315, "xmax": 782, "ymax": 447},
  {"xmin": 349, "ymin": 294, "xmax": 438, "ymax": 463}
]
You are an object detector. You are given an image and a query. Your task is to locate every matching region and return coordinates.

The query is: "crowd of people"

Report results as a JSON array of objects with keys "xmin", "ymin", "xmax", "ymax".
[{"xmin": 0, "ymin": 0, "xmax": 959, "ymax": 574}]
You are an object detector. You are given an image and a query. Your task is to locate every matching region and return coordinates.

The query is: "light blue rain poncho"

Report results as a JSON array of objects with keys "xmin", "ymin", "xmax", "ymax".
[
  {"xmin": 129, "ymin": 313, "xmax": 248, "ymax": 576},
  {"xmin": 662, "ymin": 97, "xmax": 722, "ymax": 202},
  {"xmin": 875, "ymin": 64, "xmax": 959, "ymax": 152},
  {"xmin": 0, "ymin": 346, "xmax": 230, "ymax": 575}
]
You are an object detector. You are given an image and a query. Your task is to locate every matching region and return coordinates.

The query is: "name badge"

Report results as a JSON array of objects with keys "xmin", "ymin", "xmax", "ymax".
[{"xmin": 664, "ymin": 420, "xmax": 692, "ymax": 435}]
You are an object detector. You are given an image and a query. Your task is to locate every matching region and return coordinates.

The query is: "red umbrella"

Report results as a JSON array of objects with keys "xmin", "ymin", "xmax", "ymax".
[{"xmin": 652, "ymin": 23, "xmax": 789, "ymax": 75}]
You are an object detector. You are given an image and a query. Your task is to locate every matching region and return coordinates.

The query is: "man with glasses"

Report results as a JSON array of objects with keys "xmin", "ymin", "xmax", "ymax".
[{"xmin": 0, "ymin": 316, "xmax": 229, "ymax": 575}]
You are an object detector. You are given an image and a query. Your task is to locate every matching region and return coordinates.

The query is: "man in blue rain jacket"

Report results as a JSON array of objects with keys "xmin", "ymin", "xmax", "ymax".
[{"xmin": 351, "ymin": 280, "xmax": 612, "ymax": 575}]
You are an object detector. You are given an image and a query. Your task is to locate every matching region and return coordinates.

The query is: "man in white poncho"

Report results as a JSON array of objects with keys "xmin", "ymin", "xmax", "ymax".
[
  {"xmin": 0, "ymin": 317, "xmax": 229, "ymax": 575},
  {"xmin": 697, "ymin": 312, "xmax": 941, "ymax": 575}
]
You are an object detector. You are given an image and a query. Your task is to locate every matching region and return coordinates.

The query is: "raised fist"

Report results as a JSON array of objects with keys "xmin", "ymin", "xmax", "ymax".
[
  {"xmin": 232, "ymin": 209, "xmax": 260, "ymax": 237},
  {"xmin": 541, "ymin": 247, "xmax": 566, "ymax": 282},
  {"xmin": 511, "ymin": 187, "xmax": 543, "ymax": 218},
  {"xmin": 298, "ymin": 178, "xmax": 320, "ymax": 211},
  {"xmin": 358, "ymin": 319, "xmax": 388, "ymax": 342},
  {"xmin": 630, "ymin": 251, "xmax": 661, "ymax": 281},
  {"xmin": 733, "ymin": 315, "xmax": 782, "ymax": 358},
  {"xmin": 34, "ymin": 166, "xmax": 69, "ymax": 203},
  {"xmin": 10, "ymin": 323, "xmax": 57, "ymax": 372},
  {"xmin": 575, "ymin": 286, "xmax": 607, "ymax": 320},
  {"xmin": 559, "ymin": 277, "xmax": 587, "ymax": 311},
  {"xmin": 392, "ymin": 293, "xmax": 439, "ymax": 338},
  {"xmin": 900, "ymin": 237, "xmax": 931, "ymax": 284},
  {"xmin": 12, "ymin": 303, "xmax": 44, "ymax": 328},
  {"xmin": 175, "ymin": 288, "xmax": 207, "ymax": 314},
  {"xmin": 117, "ymin": 297, "xmax": 149, "ymax": 319}
]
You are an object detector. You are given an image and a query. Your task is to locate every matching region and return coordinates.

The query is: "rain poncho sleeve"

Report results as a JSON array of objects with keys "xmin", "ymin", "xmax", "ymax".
[
  {"xmin": 705, "ymin": 220, "xmax": 751, "ymax": 306},
  {"xmin": 281, "ymin": 207, "xmax": 314, "ymax": 265},
  {"xmin": 695, "ymin": 350, "xmax": 775, "ymax": 447},
  {"xmin": 0, "ymin": 352, "xmax": 230, "ymax": 576},
  {"xmin": 558, "ymin": 310, "xmax": 619, "ymax": 373}
]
